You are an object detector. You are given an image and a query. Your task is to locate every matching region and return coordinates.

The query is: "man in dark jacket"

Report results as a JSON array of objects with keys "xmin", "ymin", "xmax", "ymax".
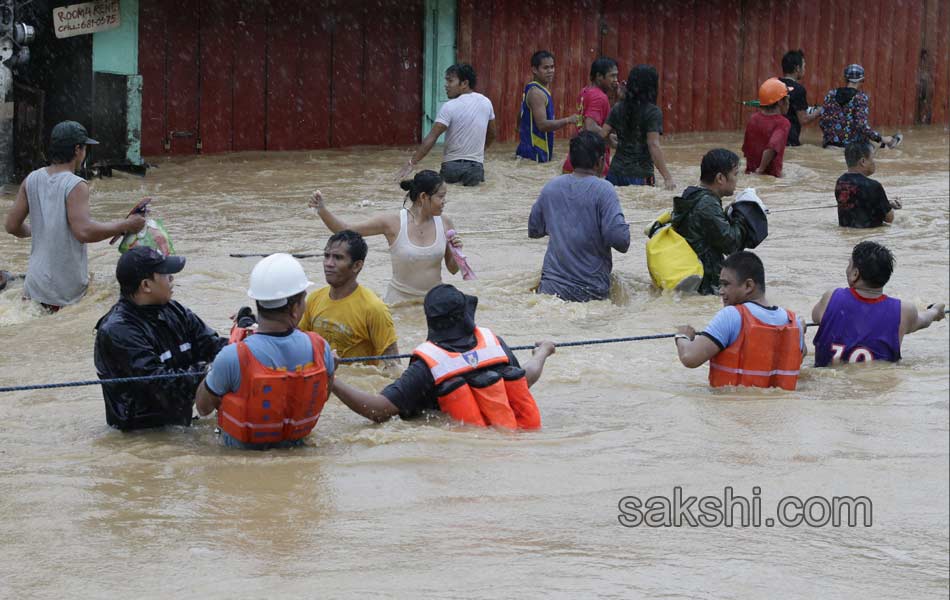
[
  {"xmin": 671, "ymin": 149, "xmax": 752, "ymax": 295},
  {"xmin": 94, "ymin": 246, "xmax": 226, "ymax": 430}
]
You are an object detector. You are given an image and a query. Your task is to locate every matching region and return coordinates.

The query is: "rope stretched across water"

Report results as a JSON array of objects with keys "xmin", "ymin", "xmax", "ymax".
[
  {"xmin": 3, "ymin": 312, "xmax": 947, "ymax": 393},
  {"xmin": 454, "ymin": 194, "xmax": 950, "ymax": 236},
  {"xmin": 0, "ymin": 331, "xmax": 675, "ymax": 393},
  {"xmin": 228, "ymin": 194, "xmax": 949, "ymax": 252}
]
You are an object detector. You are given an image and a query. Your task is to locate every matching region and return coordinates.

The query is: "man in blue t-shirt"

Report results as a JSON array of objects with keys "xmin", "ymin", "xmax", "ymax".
[
  {"xmin": 528, "ymin": 131, "xmax": 630, "ymax": 302},
  {"xmin": 196, "ymin": 254, "xmax": 334, "ymax": 450},
  {"xmin": 674, "ymin": 252, "xmax": 805, "ymax": 387}
]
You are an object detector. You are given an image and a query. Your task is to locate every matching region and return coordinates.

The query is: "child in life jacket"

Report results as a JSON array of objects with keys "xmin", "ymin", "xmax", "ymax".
[
  {"xmin": 330, "ymin": 284, "xmax": 556, "ymax": 428},
  {"xmin": 672, "ymin": 251, "xmax": 806, "ymax": 390}
]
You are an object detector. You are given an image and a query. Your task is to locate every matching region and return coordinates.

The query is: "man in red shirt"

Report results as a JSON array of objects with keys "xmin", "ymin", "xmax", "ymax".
[
  {"xmin": 563, "ymin": 57, "xmax": 618, "ymax": 174},
  {"xmin": 742, "ymin": 78, "xmax": 792, "ymax": 178}
]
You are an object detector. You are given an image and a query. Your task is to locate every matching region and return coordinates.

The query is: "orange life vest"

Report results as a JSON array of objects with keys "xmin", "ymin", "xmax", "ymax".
[
  {"xmin": 412, "ymin": 327, "xmax": 541, "ymax": 430},
  {"xmin": 218, "ymin": 331, "xmax": 330, "ymax": 444},
  {"xmin": 708, "ymin": 304, "xmax": 803, "ymax": 390}
]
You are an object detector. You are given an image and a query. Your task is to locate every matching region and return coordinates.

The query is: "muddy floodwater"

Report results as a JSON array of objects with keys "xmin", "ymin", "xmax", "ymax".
[{"xmin": 1, "ymin": 126, "xmax": 948, "ymax": 598}]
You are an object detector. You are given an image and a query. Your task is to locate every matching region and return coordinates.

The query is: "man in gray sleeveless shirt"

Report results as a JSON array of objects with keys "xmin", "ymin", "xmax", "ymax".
[{"xmin": 4, "ymin": 121, "xmax": 146, "ymax": 310}]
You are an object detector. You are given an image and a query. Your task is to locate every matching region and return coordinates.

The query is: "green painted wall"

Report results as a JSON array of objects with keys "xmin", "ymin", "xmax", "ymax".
[
  {"xmin": 92, "ymin": 0, "xmax": 138, "ymax": 75},
  {"xmin": 124, "ymin": 74, "xmax": 142, "ymax": 164},
  {"xmin": 92, "ymin": 0, "xmax": 141, "ymax": 165},
  {"xmin": 422, "ymin": 0, "xmax": 457, "ymax": 141}
]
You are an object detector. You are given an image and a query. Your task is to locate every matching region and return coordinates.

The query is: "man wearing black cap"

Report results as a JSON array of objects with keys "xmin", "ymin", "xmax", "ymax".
[
  {"xmin": 94, "ymin": 246, "xmax": 227, "ymax": 431},
  {"xmin": 4, "ymin": 121, "xmax": 146, "ymax": 311},
  {"xmin": 331, "ymin": 284, "xmax": 557, "ymax": 425}
]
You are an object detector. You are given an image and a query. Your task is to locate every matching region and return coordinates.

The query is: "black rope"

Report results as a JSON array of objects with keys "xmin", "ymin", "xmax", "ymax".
[
  {"xmin": 0, "ymin": 332, "xmax": 677, "ymax": 393},
  {"xmin": 230, "ymin": 252, "xmax": 319, "ymax": 259},
  {"xmin": 335, "ymin": 332, "xmax": 679, "ymax": 363},
  {"xmin": 0, "ymin": 370, "xmax": 208, "ymax": 393},
  {"xmin": 3, "ymin": 311, "xmax": 946, "ymax": 393}
]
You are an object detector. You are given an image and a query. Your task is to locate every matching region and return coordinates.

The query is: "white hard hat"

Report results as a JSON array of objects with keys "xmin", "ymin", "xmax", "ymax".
[{"xmin": 247, "ymin": 253, "xmax": 314, "ymax": 308}]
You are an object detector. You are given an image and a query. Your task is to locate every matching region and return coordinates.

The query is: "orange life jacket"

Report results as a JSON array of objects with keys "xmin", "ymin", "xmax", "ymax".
[
  {"xmin": 412, "ymin": 327, "xmax": 541, "ymax": 430},
  {"xmin": 218, "ymin": 331, "xmax": 330, "ymax": 444},
  {"xmin": 708, "ymin": 304, "xmax": 803, "ymax": 390}
]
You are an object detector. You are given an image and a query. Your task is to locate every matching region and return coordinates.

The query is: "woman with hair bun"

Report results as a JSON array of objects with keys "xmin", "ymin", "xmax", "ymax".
[{"xmin": 309, "ymin": 170, "xmax": 462, "ymax": 304}]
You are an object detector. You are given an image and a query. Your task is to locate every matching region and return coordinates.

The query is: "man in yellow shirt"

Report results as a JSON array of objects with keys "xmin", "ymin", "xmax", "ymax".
[{"xmin": 299, "ymin": 230, "xmax": 398, "ymax": 361}]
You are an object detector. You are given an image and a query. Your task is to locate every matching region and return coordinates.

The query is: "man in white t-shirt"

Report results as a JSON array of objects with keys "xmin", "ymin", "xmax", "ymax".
[{"xmin": 397, "ymin": 63, "xmax": 496, "ymax": 186}]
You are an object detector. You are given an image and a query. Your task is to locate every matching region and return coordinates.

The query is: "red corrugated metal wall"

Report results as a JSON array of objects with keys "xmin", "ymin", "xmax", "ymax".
[
  {"xmin": 139, "ymin": 0, "xmax": 423, "ymax": 155},
  {"xmin": 923, "ymin": 0, "xmax": 949, "ymax": 124},
  {"xmin": 458, "ymin": 0, "xmax": 949, "ymax": 141},
  {"xmin": 740, "ymin": 0, "xmax": 926, "ymax": 129}
]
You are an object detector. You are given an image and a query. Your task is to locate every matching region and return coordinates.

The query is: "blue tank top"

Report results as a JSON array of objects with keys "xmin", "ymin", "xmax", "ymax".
[
  {"xmin": 813, "ymin": 287, "xmax": 901, "ymax": 366},
  {"xmin": 516, "ymin": 82, "xmax": 555, "ymax": 162}
]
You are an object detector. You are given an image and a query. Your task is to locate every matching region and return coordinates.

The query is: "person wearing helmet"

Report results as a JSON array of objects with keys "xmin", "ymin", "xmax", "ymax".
[
  {"xmin": 330, "ymin": 284, "xmax": 556, "ymax": 429},
  {"xmin": 195, "ymin": 253, "xmax": 335, "ymax": 450},
  {"xmin": 94, "ymin": 246, "xmax": 227, "ymax": 431},
  {"xmin": 742, "ymin": 78, "xmax": 792, "ymax": 177}
]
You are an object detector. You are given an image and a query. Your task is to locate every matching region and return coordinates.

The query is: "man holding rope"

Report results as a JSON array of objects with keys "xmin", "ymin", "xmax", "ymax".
[
  {"xmin": 812, "ymin": 241, "xmax": 945, "ymax": 365},
  {"xmin": 673, "ymin": 251, "xmax": 805, "ymax": 390},
  {"xmin": 195, "ymin": 254, "xmax": 334, "ymax": 450},
  {"xmin": 95, "ymin": 247, "xmax": 226, "ymax": 431},
  {"xmin": 835, "ymin": 143, "xmax": 901, "ymax": 228},
  {"xmin": 331, "ymin": 284, "xmax": 555, "ymax": 428}
]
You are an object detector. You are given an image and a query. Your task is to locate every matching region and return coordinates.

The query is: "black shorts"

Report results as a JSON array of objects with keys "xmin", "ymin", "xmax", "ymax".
[{"xmin": 440, "ymin": 160, "xmax": 485, "ymax": 186}]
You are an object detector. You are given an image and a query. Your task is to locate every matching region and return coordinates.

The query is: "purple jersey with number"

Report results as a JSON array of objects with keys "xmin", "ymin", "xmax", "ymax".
[{"xmin": 813, "ymin": 287, "xmax": 901, "ymax": 366}]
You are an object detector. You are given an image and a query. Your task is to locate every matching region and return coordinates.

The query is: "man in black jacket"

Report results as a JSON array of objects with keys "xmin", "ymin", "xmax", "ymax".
[
  {"xmin": 671, "ymin": 149, "xmax": 753, "ymax": 295},
  {"xmin": 94, "ymin": 247, "xmax": 226, "ymax": 430}
]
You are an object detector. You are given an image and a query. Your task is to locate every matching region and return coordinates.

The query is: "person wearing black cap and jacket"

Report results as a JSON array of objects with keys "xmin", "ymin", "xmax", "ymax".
[
  {"xmin": 331, "ymin": 284, "xmax": 556, "ymax": 427},
  {"xmin": 4, "ymin": 121, "xmax": 146, "ymax": 311},
  {"xmin": 94, "ymin": 246, "xmax": 226, "ymax": 431}
]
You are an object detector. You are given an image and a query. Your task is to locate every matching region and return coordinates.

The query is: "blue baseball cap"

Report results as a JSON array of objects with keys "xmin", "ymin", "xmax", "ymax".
[
  {"xmin": 50, "ymin": 120, "xmax": 98, "ymax": 147},
  {"xmin": 844, "ymin": 64, "xmax": 865, "ymax": 83},
  {"xmin": 116, "ymin": 246, "xmax": 185, "ymax": 289}
]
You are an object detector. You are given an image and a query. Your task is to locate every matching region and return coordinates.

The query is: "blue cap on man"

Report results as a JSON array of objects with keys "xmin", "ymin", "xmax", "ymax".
[{"xmin": 844, "ymin": 64, "xmax": 865, "ymax": 83}]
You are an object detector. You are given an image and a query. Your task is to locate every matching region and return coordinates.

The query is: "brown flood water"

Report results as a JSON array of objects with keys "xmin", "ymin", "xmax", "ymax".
[{"xmin": 0, "ymin": 126, "xmax": 947, "ymax": 598}]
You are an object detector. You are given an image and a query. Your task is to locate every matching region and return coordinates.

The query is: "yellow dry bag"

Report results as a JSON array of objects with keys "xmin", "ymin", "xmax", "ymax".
[{"xmin": 645, "ymin": 211, "xmax": 703, "ymax": 290}]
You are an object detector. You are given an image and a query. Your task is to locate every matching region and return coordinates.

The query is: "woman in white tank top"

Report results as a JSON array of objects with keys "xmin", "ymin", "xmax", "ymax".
[{"xmin": 310, "ymin": 170, "xmax": 462, "ymax": 304}]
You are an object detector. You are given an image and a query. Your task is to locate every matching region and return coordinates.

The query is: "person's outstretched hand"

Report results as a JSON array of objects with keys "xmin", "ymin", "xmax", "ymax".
[
  {"xmin": 309, "ymin": 190, "xmax": 325, "ymax": 211},
  {"xmin": 395, "ymin": 159, "xmax": 414, "ymax": 182},
  {"xmin": 932, "ymin": 303, "xmax": 946, "ymax": 321},
  {"xmin": 533, "ymin": 341, "xmax": 556, "ymax": 358}
]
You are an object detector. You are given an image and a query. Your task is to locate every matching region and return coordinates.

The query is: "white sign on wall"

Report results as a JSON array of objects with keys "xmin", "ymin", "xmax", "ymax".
[{"xmin": 53, "ymin": 1, "xmax": 121, "ymax": 39}]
